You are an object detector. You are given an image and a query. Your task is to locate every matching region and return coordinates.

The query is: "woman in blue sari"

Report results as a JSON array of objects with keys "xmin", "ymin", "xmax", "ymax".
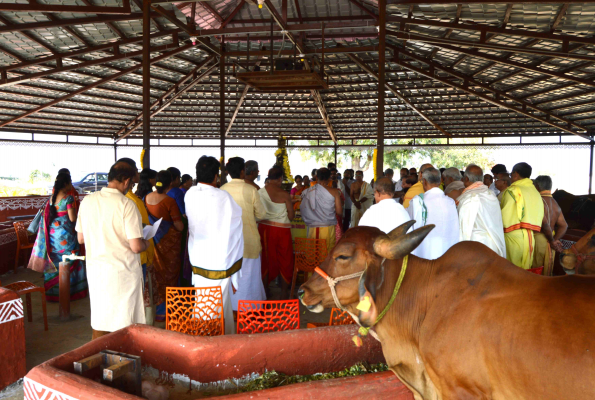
[{"xmin": 28, "ymin": 173, "xmax": 88, "ymax": 302}]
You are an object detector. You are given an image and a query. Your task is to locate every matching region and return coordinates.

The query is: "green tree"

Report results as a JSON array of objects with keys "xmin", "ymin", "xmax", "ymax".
[
  {"xmin": 28, "ymin": 169, "xmax": 51, "ymax": 184},
  {"xmin": 415, "ymin": 139, "xmax": 494, "ymax": 170},
  {"xmin": 295, "ymin": 140, "xmax": 420, "ymax": 172},
  {"xmin": 295, "ymin": 138, "xmax": 494, "ymax": 173}
]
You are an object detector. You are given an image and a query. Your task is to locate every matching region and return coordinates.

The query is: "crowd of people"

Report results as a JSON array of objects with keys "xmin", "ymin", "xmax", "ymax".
[{"xmin": 26, "ymin": 155, "xmax": 568, "ymax": 340}]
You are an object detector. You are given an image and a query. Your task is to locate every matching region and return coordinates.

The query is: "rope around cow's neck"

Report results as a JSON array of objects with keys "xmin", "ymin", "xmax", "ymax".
[
  {"xmin": 355, "ymin": 255, "xmax": 408, "ymax": 344},
  {"xmin": 313, "ymin": 265, "xmax": 380, "ymax": 341}
]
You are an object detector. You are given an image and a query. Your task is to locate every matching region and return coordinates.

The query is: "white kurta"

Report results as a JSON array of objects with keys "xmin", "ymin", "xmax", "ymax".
[
  {"xmin": 186, "ymin": 183, "xmax": 243, "ymax": 335},
  {"xmin": 359, "ymin": 198, "xmax": 411, "ymax": 234},
  {"xmin": 75, "ymin": 188, "xmax": 146, "ymax": 332},
  {"xmin": 407, "ymin": 187, "xmax": 460, "ymax": 260},
  {"xmin": 350, "ymin": 181, "xmax": 374, "ymax": 227},
  {"xmin": 457, "ymin": 184, "xmax": 506, "ymax": 257}
]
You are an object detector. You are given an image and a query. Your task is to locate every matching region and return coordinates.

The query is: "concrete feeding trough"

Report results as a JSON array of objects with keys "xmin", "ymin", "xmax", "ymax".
[{"xmin": 24, "ymin": 324, "xmax": 414, "ymax": 399}]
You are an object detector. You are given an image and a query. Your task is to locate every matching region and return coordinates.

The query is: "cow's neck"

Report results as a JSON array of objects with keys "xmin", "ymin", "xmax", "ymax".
[{"xmin": 372, "ymin": 255, "xmax": 441, "ymax": 400}]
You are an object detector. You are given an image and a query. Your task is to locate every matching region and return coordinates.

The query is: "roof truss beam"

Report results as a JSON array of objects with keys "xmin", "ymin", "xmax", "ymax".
[
  {"xmin": 0, "ymin": 44, "xmax": 197, "ymax": 129},
  {"xmin": 387, "ymin": 30, "xmax": 595, "ymax": 63},
  {"xmin": 115, "ymin": 56, "xmax": 218, "ymax": 141},
  {"xmin": 387, "ymin": 15, "xmax": 595, "ymax": 47},
  {"xmin": 0, "ymin": 12, "xmax": 156, "ymax": 34},
  {"xmin": 347, "ymin": 53, "xmax": 451, "ymax": 136},
  {"xmin": 424, "ymin": 42, "xmax": 595, "ymax": 90},
  {"xmin": 391, "ymin": 46, "xmax": 591, "ymax": 139},
  {"xmin": 0, "ymin": 0, "xmax": 131, "ymax": 14}
]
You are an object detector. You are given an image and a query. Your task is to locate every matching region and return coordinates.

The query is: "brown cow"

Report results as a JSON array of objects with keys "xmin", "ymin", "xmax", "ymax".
[
  {"xmin": 560, "ymin": 227, "xmax": 595, "ymax": 275},
  {"xmin": 299, "ymin": 224, "xmax": 595, "ymax": 400}
]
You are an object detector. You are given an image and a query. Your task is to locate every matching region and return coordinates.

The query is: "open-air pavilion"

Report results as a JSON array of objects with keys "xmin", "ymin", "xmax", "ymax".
[
  {"xmin": 1, "ymin": 1, "xmax": 595, "ymax": 398},
  {"xmin": 0, "ymin": 0, "xmax": 593, "ymax": 184}
]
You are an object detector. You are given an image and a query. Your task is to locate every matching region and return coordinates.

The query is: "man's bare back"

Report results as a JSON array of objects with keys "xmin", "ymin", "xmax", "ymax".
[
  {"xmin": 317, "ymin": 182, "xmax": 343, "ymax": 216},
  {"xmin": 264, "ymin": 183, "xmax": 295, "ymax": 220},
  {"xmin": 542, "ymin": 196, "xmax": 568, "ymax": 252}
]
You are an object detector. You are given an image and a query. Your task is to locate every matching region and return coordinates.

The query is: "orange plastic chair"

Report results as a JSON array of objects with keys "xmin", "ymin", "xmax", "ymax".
[
  {"xmin": 290, "ymin": 238, "xmax": 327, "ymax": 299},
  {"xmin": 528, "ymin": 267, "xmax": 544, "ymax": 275},
  {"xmin": 14, "ymin": 221, "xmax": 34, "ymax": 274},
  {"xmin": 0, "ymin": 279, "xmax": 48, "ymax": 331},
  {"xmin": 237, "ymin": 299, "xmax": 300, "ymax": 334},
  {"xmin": 307, "ymin": 307, "xmax": 355, "ymax": 329},
  {"xmin": 166, "ymin": 286, "xmax": 224, "ymax": 337}
]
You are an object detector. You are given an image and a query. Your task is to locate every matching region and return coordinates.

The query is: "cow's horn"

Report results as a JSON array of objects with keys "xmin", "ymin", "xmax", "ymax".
[
  {"xmin": 387, "ymin": 220, "xmax": 416, "ymax": 240},
  {"xmin": 373, "ymin": 224, "xmax": 435, "ymax": 260}
]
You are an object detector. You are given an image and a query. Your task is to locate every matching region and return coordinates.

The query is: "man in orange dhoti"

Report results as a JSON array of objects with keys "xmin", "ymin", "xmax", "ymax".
[
  {"xmin": 301, "ymin": 168, "xmax": 343, "ymax": 254},
  {"xmin": 258, "ymin": 167, "xmax": 295, "ymax": 299}
]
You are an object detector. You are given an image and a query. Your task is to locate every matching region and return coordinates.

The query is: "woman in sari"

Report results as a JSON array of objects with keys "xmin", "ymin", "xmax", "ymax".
[
  {"xmin": 28, "ymin": 173, "xmax": 88, "ymax": 302},
  {"xmin": 136, "ymin": 168, "xmax": 157, "ymax": 199},
  {"xmin": 290, "ymin": 175, "xmax": 305, "ymax": 211},
  {"xmin": 145, "ymin": 170, "xmax": 184, "ymax": 322}
]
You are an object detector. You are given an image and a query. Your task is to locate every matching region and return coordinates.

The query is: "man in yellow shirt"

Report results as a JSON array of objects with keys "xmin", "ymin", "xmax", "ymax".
[
  {"xmin": 403, "ymin": 163, "xmax": 433, "ymax": 209},
  {"xmin": 221, "ymin": 157, "xmax": 267, "ymax": 310},
  {"xmin": 501, "ymin": 162, "xmax": 544, "ymax": 269},
  {"xmin": 118, "ymin": 158, "xmax": 155, "ymax": 322}
]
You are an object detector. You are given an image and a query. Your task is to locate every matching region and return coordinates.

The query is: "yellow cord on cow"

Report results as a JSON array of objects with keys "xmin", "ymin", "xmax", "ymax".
[{"xmin": 358, "ymin": 255, "xmax": 408, "ymax": 338}]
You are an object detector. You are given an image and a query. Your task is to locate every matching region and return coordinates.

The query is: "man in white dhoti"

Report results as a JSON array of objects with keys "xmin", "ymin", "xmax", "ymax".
[
  {"xmin": 408, "ymin": 167, "xmax": 459, "ymax": 260},
  {"xmin": 76, "ymin": 162, "xmax": 150, "ymax": 340},
  {"xmin": 457, "ymin": 164, "xmax": 506, "ymax": 257},
  {"xmin": 359, "ymin": 177, "xmax": 410, "ymax": 234},
  {"xmin": 221, "ymin": 157, "xmax": 266, "ymax": 312},
  {"xmin": 185, "ymin": 156, "xmax": 243, "ymax": 334},
  {"xmin": 350, "ymin": 170, "xmax": 374, "ymax": 227}
]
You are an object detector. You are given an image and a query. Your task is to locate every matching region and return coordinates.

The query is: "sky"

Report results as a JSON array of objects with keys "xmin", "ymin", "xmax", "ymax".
[{"xmin": 0, "ymin": 133, "xmax": 593, "ymax": 195}]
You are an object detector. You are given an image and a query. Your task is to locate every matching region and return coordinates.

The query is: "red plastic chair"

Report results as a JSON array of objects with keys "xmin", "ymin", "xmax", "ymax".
[
  {"xmin": 528, "ymin": 267, "xmax": 544, "ymax": 275},
  {"xmin": 13, "ymin": 221, "xmax": 34, "ymax": 273},
  {"xmin": 237, "ymin": 299, "xmax": 300, "ymax": 334},
  {"xmin": 166, "ymin": 286, "xmax": 224, "ymax": 336},
  {"xmin": 291, "ymin": 238, "xmax": 327, "ymax": 299},
  {"xmin": 307, "ymin": 307, "xmax": 355, "ymax": 329}
]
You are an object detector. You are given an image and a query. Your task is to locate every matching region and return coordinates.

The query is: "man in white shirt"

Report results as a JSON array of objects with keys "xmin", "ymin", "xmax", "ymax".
[
  {"xmin": 490, "ymin": 164, "xmax": 507, "ymax": 196},
  {"xmin": 457, "ymin": 165, "xmax": 506, "ymax": 257},
  {"xmin": 407, "ymin": 167, "xmax": 459, "ymax": 260},
  {"xmin": 359, "ymin": 177, "xmax": 410, "ymax": 234},
  {"xmin": 185, "ymin": 156, "xmax": 243, "ymax": 334},
  {"xmin": 76, "ymin": 162, "xmax": 150, "ymax": 340},
  {"xmin": 221, "ymin": 157, "xmax": 267, "ymax": 312}
]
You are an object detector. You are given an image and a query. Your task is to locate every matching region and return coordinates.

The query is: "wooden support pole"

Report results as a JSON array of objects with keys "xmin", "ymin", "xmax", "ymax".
[
  {"xmin": 142, "ymin": 0, "xmax": 151, "ymax": 168},
  {"xmin": 220, "ymin": 39, "xmax": 225, "ymax": 162},
  {"xmin": 376, "ymin": 0, "xmax": 386, "ymax": 179},
  {"xmin": 270, "ymin": 18, "xmax": 274, "ymax": 75},
  {"xmin": 334, "ymin": 142, "xmax": 338, "ymax": 166},
  {"xmin": 590, "ymin": 140, "xmax": 594, "ymax": 195}
]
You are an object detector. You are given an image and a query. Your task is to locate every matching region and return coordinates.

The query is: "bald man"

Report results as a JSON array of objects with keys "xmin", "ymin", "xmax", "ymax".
[
  {"xmin": 457, "ymin": 164, "xmax": 506, "ymax": 257},
  {"xmin": 403, "ymin": 163, "xmax": 433, "ymax": 209}
]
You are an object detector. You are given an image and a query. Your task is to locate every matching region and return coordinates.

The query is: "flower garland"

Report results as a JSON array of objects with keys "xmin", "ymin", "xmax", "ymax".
[
  {"xmin": 372, "ymin": 148, "xmax": 378, "ymax": 182},
  {"xmin": 140, "ymin": 148, "xmax": 146, "ymax": 169},
  {"xmin": 275, "ymin": 148, "xmax": 294, "ymax": 183}
]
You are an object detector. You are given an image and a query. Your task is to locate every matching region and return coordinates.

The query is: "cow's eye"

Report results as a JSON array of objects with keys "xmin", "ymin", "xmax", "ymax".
[{"xmin": 335, "ymin": 255, "xmax": 350, "ymax": 261}]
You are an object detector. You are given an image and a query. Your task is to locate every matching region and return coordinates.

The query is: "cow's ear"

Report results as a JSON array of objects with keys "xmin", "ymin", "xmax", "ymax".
[
  {"xmin": 387, "ymin": 220, "xmax": 416, "ymax": 240},
  {"xmin": 357, "ymin": 269, "xmax": 378, "ymax": 328},
  {"xmin": 373, "ymin": 224, "xmax": 435, "ymax": 260}
]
